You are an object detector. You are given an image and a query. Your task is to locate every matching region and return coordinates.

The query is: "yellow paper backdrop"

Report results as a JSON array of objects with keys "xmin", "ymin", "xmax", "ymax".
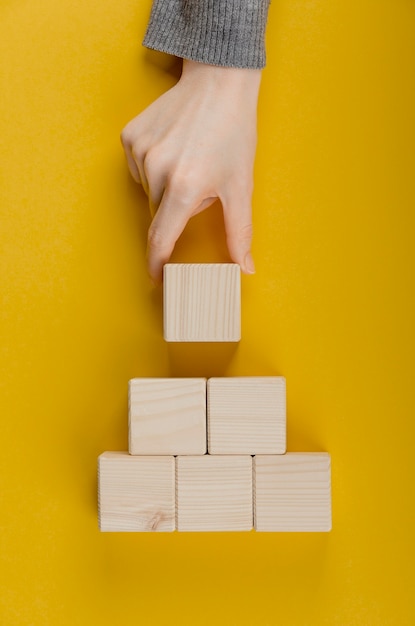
[{"xmin": 1, "ymin": 1, "xmax": 414, "ymax": 624}]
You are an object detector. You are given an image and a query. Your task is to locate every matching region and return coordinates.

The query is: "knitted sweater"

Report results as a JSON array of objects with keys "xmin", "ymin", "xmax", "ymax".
[{"xmin": 143, "ymin": 0, "xmax": 271, "ymax": 69}]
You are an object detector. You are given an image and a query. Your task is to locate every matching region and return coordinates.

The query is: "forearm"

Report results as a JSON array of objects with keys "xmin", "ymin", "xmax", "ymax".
[{"xmin": 143, "ymin": 0, "xmax": 271, "ymax": 69}]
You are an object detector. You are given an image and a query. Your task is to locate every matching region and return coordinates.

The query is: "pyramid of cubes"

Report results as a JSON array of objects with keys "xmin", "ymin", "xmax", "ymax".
[{"xmin": 98, "ymin": 264, "xmax": 332, "ymax": 532}]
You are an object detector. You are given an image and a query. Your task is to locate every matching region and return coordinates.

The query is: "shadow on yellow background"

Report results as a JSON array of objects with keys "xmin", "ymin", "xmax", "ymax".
[{"xmin": 1, "ymin": 1, "xmax": 414, "ymax": 624}]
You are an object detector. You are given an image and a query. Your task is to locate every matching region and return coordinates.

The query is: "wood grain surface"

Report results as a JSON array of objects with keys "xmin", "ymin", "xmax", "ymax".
[
  {"xmin": 163, "ymin": 263, "xmax": 241, "ymax": 342},
  {"xmin": 254, "ymin": 453, "xmax": 332, "ymax": 532},
  {"xmin": 208, "ymin": 377, "xmax": 286, "ymax": 454},
  {"xmin": 129, "ymin": 378, "xmax": 207, "ymax": 455},
  {"xmin": 98, "ymin": 452, "xmax": 175, "ymax": 532},
  {"xmin": 176, "ymin": 455, "xmax": 253, "ymax": 531}
]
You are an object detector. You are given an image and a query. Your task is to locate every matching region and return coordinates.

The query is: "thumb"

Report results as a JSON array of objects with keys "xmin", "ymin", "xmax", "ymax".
[{"xmin": 222, "ymin": 195, "xmax": 255, "ymax": 275}]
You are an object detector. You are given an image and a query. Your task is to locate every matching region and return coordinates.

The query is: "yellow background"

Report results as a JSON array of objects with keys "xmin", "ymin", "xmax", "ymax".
[{"xmin": 1, "ymin": 0, "xmax": 414, "ymax": 624}]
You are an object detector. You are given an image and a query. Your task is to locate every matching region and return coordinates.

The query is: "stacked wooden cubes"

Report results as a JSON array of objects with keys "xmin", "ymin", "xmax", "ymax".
[{"xmin": 98, "ymin": 264, "xmax": 332, "ymax": 532}]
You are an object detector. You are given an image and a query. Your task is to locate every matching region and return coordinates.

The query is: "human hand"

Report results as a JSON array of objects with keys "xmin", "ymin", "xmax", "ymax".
[{"xmin": 121, "ymin": 59, "xmax": 261, "ymax": 284}]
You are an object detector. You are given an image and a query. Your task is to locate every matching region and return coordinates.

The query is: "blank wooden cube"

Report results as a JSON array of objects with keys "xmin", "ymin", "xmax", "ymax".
[
  {"xmin": 129, "ymin": 378, "xmax": 206, "ymax": 455},
  {"xmin": 254, "ymin": 453, "xmax": 332, "ymax": 532},
  {"xmin": 163, "ymin": 263, "xmax": 241, "ymax": 342},
  {"xmin": 98, "ymin": 452, "xmax": 175, "ymax": 532},
  {"xmin": 176, "ymin": 455, "xmax": 253, "ymax": 531},
  {"xmin": 208, "ymin": 377, "xmax": 286, "ymax": 454}
]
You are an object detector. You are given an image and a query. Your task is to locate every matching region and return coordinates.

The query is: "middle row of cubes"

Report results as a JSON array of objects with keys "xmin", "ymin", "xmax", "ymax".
[{"xmin": 129, "ymin": 376, "xmax": 286, "ymax": 456}]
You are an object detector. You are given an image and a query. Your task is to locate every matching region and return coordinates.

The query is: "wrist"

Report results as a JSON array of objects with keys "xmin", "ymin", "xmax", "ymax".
[{"xmin": 180, "ymin": 59, "xmax": 262, "ymax": 98}]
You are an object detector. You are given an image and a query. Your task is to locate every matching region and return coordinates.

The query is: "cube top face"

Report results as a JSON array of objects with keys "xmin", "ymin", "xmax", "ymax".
[
  {"xmin": 254, "ymin": 453, "xmax": 332, "ymax": 532},
  {"xmin": 207, "ymin": 377, "xmax": 286, "ymax": 455},
  {"xmin": 163, "ymin": 263, "xmax": 241, "ymax": 342},
  {"xmin": 176, "ymin": 455, "xmax": 253, "ymax": 532},
  {"xmin": 98, "ymin": 452, "xmax": 175, "ymax": 532},
  {"xmin": 129, "ymin": 378, "xmax": 207, "ymax": 456}
]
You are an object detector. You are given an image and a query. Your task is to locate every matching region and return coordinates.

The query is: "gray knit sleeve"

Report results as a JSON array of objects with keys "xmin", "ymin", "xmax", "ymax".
[{"xmin": 143, "ymin": 0, "xmax": 271, "ymax": 69}]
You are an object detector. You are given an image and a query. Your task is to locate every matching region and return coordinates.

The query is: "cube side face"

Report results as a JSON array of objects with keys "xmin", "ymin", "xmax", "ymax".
[
  {"xmin": 207, "ymin": 377, "xmax": 286, "ymax": 455},
  {"xmin": 129, "ymin": 378, "xmax": 207, "ymax": 455},
  {"xmin": 176, "ymin": 455, "xmax": 253, "ymax": 532},
  {"xmin": 98, "ymin": 452, "xmax": 175, "ymax": 532},
  {"xmin": 254, "ymin": 453, "xmax": 332, "ymax": 532},
  {"xmin": 163, "ymin": 264, "xmax": 241, "ymax": 342}
]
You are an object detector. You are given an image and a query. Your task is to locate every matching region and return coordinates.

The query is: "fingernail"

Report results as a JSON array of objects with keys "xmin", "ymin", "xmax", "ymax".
[{"xmin": 244, "ymin": 252, "xmax": 256, "ymax": 274}]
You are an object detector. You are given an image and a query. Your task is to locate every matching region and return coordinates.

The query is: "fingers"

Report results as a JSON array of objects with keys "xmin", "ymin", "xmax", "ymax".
[
  {"xmin": 222, "ymin": 192, "xmax": 255, "ymax": 275},
  {"xmin": 124, "ymin": 150, "xmax": 141, "ymax": 184},
  {"xmin": 147, "ymin": 193, "xmax": 220, "ymax": 283},
  {"xmin": 121, "ymin": 108, "xmax": 257, "ymax": 283},
  {"xmin": 122, "ymin": 125, "xmax": 196, "ymax": 284},
  {"xmin": 146, "ymin": 188, "xmax": 195, "ymax": 284},
  {"xmin": 121, "ymin": 128, "xmax": 140, "ymax": 183},
  {"xmin": 120, "ymin": 127, "xmax": 150, "ymax": 195}
]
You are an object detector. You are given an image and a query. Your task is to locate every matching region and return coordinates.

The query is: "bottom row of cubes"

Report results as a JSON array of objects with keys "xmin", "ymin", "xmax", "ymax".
[{"xmin": 98, "ymin": 451, "xmax": 332, "ymax": 532}]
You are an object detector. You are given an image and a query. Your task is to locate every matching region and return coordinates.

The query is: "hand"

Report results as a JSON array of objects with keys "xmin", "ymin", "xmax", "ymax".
[{"xmin": 121, "ymin": 59, "xmax": 262, "ymax": 284}]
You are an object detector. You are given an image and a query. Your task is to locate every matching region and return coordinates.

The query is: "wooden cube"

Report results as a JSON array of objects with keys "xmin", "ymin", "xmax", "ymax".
[
  {"xmin": 207, "ymin": 377, "xmax": 286, "ymax": 454},
  {"xmin": 254, "ymin": 453, "xmax": 332, "ymax": 532},
  {"xmin": 163, "ymin": 263, "xmax": 241, "ymax": 342},
  {"xmin": 129, "ymin": 378, "xmax": 206, "ymax": 455},
  {"xmin": 98, "ymin": 452, "xmax": 175, "ymax": 532},
  {"xmin": 176, "ymin": 455, "xmax": 253, "ymax": 531}
]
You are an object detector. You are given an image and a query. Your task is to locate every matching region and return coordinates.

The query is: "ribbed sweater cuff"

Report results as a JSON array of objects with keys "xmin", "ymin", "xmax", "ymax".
[{"xmin": 143, "ymin": 0, "xmax": 271, "ymax": 69}]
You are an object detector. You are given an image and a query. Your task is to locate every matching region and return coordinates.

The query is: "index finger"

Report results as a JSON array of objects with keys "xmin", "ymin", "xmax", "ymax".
[{"xmin": 146, "ymin": 188, "xmax": 195, "ymax": 285}]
